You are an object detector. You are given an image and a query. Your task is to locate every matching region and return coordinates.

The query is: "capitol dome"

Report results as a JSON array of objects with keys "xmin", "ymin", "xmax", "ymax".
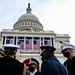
[
  {"xmin": 13, "ymin": 3, "xmax": 43, "ymax": 31},
  {"xmin": 18, "ymin": 13, "xmax": 39, "ymax": 22}
]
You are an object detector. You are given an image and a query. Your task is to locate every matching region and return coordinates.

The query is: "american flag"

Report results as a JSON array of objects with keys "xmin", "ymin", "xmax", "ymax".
[
  {"xmin": 17, "ymin": 37, "xmax": 24, "ymax": 49},
  {"xmin": 44, "ymin": 38, "xmax": 50, "ymax": 46},
  {"xmin": 25, "ymin": 37, "xmax": 32, "ymax": 50},
  {"xmin": 6, "ymin": 37, "xmax": 13, "ymax": 44},
  {"xmin": 29, "ymin": 26, "xmax": 33, "ymax": 31},
  {"xmin": 33, "ymin": 38, "xmax": 40, "ymax": 50}
]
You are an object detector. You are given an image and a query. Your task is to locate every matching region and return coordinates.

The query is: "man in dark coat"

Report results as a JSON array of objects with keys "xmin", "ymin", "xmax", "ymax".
[
  {"xmin": 61, "ymin": 44, "xmax": 75, "ymax": 75},
  {"xmin": 40, "ymin": 46, "xmax": 68, "ymax": 75},
  {"xmin": 0, "ymin": 44, "xmax": 27, "ymax": 75}
]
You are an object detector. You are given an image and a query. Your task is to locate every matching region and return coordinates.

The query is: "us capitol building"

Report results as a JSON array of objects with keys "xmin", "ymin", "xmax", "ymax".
[{"xmin": 0, "ymin": 3, "xmax": 70, "ymax": 64}]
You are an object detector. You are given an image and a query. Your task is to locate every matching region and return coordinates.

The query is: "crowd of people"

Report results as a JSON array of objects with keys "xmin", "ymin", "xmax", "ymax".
[{"xmin": 0, "ymin": 43, "xmax": 75, "ymax": 75}]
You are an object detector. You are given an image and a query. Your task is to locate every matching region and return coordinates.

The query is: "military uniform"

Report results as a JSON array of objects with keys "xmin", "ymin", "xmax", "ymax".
[
  {"xmin": 27, "ymin": 58, "xmax": 40, "ymax": 75},
  {"xmin": 64, "ymin": 56, "xmax": 75, "ymax": 75},
  {"xmin": 40, "ymin": 46, "xmax": 68, "ymax": 75},
  {"xmin": 0, "ymin": 56, "xmax": 24, "ymax": 75},
  {"xmin": 61, "ymin": 44, "xmax": 75, "ymax": 75},
  {"xmin": 0, "ymin": 44, "xmax": 26, "ymax": 75}
]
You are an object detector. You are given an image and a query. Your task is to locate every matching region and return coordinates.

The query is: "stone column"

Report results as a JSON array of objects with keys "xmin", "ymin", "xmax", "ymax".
[
  {"xmin": 32, "ymin": 37, "xmax": 33, "ymax": 50},
  {"xmin": 24, "ymin": 37, "xmax": 26, "ymax": 50},
  {"xmin": 0, "ymin": 36, "xmax": 3, "ymax": 48},
  {"xmin": 40, "ymin": 37, "xmax": 41, "ymax": 46},
  {"xmin": 16, "ymin": 37, "xmax": 18, "ymax": 45},
  {"xmin": 43, "ymin": 37, "xmax": 44, "ymax": 46},
  {"xmin": 51, "ymin": 38, "xmax": 54, "ymax": 47},
  {"xmin": 5, "ymin": 36, "xmax": 7, "ymax": 44}
]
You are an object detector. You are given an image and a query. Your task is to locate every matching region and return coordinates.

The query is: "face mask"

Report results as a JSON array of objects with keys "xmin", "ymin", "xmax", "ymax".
[
  {"xmin": 41, "ymin": 56, "xmax": 46, "ymax": 61},
  {"xmin": 63, "ymin": 52, "xmax": 70, "ymax": 58},
  {"xmin": 41, "ymin": 56, "xmax": 50, "ymax": 61},
  {"xmin": 29, "ymin": 66, "xmax": 35, "ymax": 72}
]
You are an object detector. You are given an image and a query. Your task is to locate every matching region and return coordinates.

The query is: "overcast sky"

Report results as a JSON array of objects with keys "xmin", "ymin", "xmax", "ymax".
[{"xmin": 0, "ymin": 0, "xmax": 75, "ymax": 45}]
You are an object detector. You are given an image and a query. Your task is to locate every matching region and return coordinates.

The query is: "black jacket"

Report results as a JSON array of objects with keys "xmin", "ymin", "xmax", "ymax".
[
  {"xmin": 0, "ymin": 56, "xmax": 24, "ymax": 75},
  {"xmin": 64, "ymin": 56, "xmax": 75, "ymax": 75}
]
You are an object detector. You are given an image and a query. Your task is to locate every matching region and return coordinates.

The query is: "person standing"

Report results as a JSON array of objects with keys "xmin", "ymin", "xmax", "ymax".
[
  {"xmin": 61, "ymin": 44, "xmax": 75, "ymax": 75},
  {"xmin": 0, "ymin": 44, "xmax": 27, "ymax": 75},
  {"xmin": 27, "ymin": 58, "xmax": 40, "ymax": 75},
  {"xmin": 40, "ymin": 46, "xmax": 68, "ymax": 75}
]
